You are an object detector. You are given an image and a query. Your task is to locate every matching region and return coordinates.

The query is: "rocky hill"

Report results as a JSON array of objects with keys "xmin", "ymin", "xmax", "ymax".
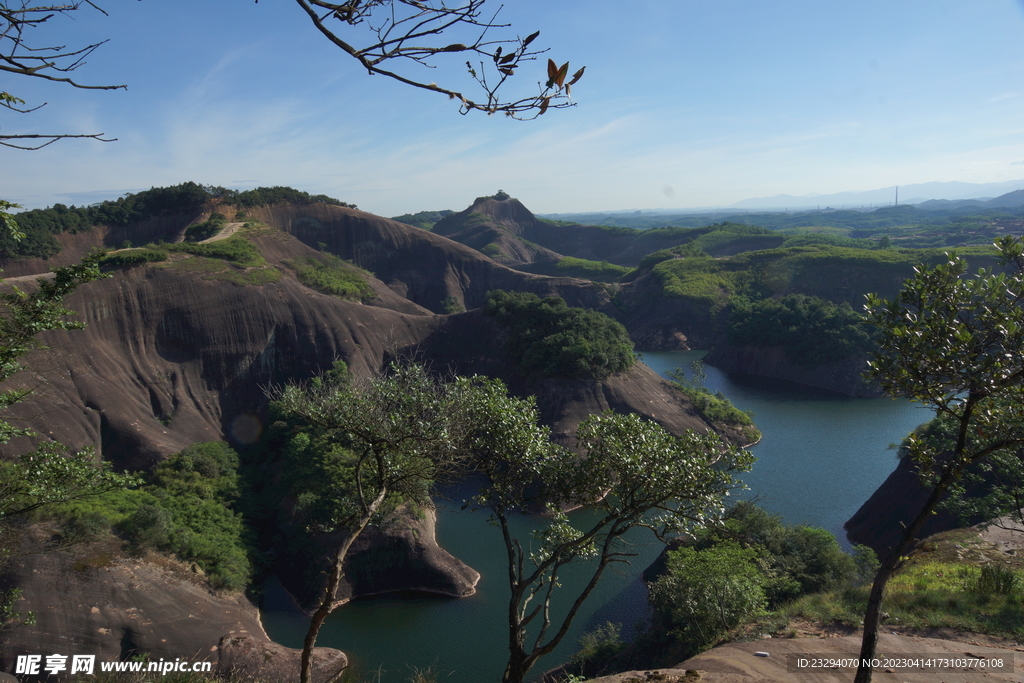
[
  {"xmin": 433, "ymin": 195, "xmax": 724, "ymax": 267},
  {"xmin": 1, "ymin": 206, "xmax": 732, "ymax": 468},
  {"xmin": 0, "ymin": 194, "xmax": 745, "ymax": 673}
]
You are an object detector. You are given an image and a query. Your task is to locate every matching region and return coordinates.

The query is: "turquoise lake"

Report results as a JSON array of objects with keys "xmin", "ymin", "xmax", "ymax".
[{"xmin": 261, "ymin": 351, "xmax": 932, "ymax": 682}]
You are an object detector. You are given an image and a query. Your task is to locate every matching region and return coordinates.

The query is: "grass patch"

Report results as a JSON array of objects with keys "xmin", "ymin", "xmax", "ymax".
[
  {"xmin": 480, "ymin": 242, "xmax": 504, "ymax": 258},
  {"xmin": 555, "ymin": 257, "xmax": 632, "ymax": 282},
  {"xmin": 106, "ymin": 234, "xmax": 278, "ymax": 286},
  {"xmin": 166, "ymin": 236, "xmax": 264, "ymax": 266},
  {"xmin": 782, "ymin": 547, "xmax": 1024, "ymax": 639},
  {"xmin": 209, "ymin": 266, "xmax": 282, "ymax": 286},
  {"xmin": 103, "ymin": 236, "xmax": 265, "ymax": 271},
  {"xmin": 678, "ymin": 385, "xmax": 757, "ymax": 427},
  {"xmin": 55, "ymin": 443, "xmax": 254, "ymax": 591},
  {"xmin": 291, "ymin": 254, "xmax": 374, "ymax": 301},
  {"xmin": 159, "ymin": 255, "xmax": 281, "ymax": 287},
  {"xmin": 652, "ymin": 257, "xmax": 733, "ymax": 304},
  {"xmin": 779, "ymin": 584, "xmax": 869, "ymax": 626},
  {"xmin": 162, "ymin": 256, "xmax": 229, "ymax": 275}
]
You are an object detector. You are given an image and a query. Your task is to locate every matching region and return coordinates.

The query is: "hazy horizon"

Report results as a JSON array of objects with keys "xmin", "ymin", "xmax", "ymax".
[{"xmin": 3, "ymin": 2, "xmax": 1024, "ymax": 217}]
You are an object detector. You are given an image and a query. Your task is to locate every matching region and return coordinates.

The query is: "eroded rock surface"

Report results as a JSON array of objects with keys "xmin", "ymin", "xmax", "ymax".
[{"xmin": 0, "ymin": 540, "xmax": 346, "ymax": 682}]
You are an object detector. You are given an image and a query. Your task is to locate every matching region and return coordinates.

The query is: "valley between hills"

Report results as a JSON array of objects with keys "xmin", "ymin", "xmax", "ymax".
[{"xmin": 2, "ymin": 184, "xmax": 1024, "ymax": 682}]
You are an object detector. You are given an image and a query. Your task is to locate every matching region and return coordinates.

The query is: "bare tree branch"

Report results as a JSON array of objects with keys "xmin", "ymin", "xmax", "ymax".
[
  {"xmin": 0, "ymin": 132, "xmax": 115, "ymax": 149},
  {"xmin": 292, "ymin": 0, "xmax": 583, "ymax": 119},
  {"xmin": 1, "ymin": 1, "xmax": 125, "ymax": 148}
]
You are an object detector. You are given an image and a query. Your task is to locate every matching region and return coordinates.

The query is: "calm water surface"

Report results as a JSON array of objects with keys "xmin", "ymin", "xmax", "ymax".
[{"xmin": 261, "ymin": 351, "xmax": 931, "ymax": 682}]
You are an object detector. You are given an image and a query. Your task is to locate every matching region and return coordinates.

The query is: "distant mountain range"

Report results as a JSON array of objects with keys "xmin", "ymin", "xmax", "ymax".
[
  {"xmin": 538, "ymin": 180, "xmax": 1024, "ymax": 223},
  {"xmin": 728, "ymin": 180, "xmax": 1024, "ymax": 210}
]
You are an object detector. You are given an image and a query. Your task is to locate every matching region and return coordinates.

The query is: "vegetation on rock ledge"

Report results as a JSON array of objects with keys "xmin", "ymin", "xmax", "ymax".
[{"xmin": 483, "ymin": 289, "xmax": 636, "ymax": 380}]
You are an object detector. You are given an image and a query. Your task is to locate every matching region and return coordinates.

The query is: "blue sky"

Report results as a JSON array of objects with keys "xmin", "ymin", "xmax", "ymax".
[{"xmin": 4, "ymin": 0, "xmax": 1024, "ymax": 216}]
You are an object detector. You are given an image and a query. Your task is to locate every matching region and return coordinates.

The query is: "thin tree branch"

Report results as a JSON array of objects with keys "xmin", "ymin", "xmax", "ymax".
[
  {"xmin": 292, "ymin": 0, "xmax": 581, "ymax": 119},
  {"xmin": 0, "ymin": 132, "xmax": 116, "ymax": 149}
]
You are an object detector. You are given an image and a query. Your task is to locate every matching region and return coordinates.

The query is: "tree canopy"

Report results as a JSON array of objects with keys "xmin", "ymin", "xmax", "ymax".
[
  {"xmin": 271, "ymin": 361, "xmax": 752, "ymax": 683},
  {"xmin": 728, "ymin": 293, "xmax": 875, "ymax": 367},
  {"xmin": 483, "ymin": 289, "xmax": 636, "ymax": 380},
  {"xmin": 463, "ymin": 402, "xmax": 753, "ymax": 683},
  {"xmin": 271, "ymin": 362, "xmax": 484, "ymax": 683}
]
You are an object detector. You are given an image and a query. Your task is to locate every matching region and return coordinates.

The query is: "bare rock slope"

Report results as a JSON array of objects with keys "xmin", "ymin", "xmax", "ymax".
[{"xmin": 0, "ymin": 539, "xmax": 347, "ymax": 683}]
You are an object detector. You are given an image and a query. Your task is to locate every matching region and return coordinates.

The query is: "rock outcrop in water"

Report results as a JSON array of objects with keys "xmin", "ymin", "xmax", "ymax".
[{"xmin": 703, "ymin": 344, "xmax": 883, "ymax": 397}]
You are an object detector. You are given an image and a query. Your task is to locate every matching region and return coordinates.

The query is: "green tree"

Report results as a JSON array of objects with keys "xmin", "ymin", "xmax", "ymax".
[
  {"xmin": 649, "ymin": 542, "xmax": 767, "ymax": 651},
  {"xmin": 728, "ymin": 293, "xmax": 874, "ymax": 367},
  {"xmin": 275, "ymin": 363, "xmax": 751, "ymax": 683},
  {"xmin": 484, "ymin": 289, "xmax": 636, "ymax": 380},
  {"xmin": 566, "ymin": 621, "xmax": 625, "ymax": 679},
  {"xmin": 692, "ymin": 501, "xmax": 868, "ymax": 605},
  {"xmin": 464, "ymin": 397, "xmax": 753, "ymax": 683},
  {"xmin": 442, "ymin": 294, "xmax": 465, "ymax": 314},
  {"xmin": 854, "ymin": 236, "xmax": 1024, "ymax": 683},
  {"xmin": 271, "ymin": 363, "xmax": 479, "ymax": 683}
]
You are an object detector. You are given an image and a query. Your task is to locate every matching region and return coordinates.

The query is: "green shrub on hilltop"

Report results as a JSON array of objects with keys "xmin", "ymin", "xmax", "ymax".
[
  {"xmin": 183, "ymin": 213, "xmax": 227, "ymax": 242},
  {"xmin": 480, "ymin": 242, "xmax": 504, "ymax": 258},
  {"xmin": 99, "ymin": 248, "xmax": 168, "ymax": 269},
  {"xmin": 645, "ymin": 244, "xmax": 999, "ymax": 311},
  {"xmin": 227, "ymin": 186, "xmax": 353, "ymax": 209},
  {"xmin": 652, "ymin": 256, "xmax": 733, "ymax": 304},
  {"xmin": 484, "ymin": 289, "xmax": 636, "ymax": 380},
  {"xmin": 780, "ymin": 232, "xmax": 874, "ymax": 249},
  {"xmin": 99, "ymin": 235, "xmax": 280, "ymax": 286},
  {"xmin": 169, "ymin": 236, "xmax": 263, "ymax": 266},
  {"xmin": 727, "ymin": 293, "xmax": 875, "ymax": 366},
  {"xmin": 687, "ymin": 223, "xmax": 781, "ymax": 254},
  {"xmin": 4, "ymin": 183, "xmax": 354, "ymax": 260},
  {"xmin": 389, "ymin": 209, "xmax": 453, "ymax": 230},
  {"xmin": 636, "ymin": 243, "xmax": 705, "ymax": 270},
  {"xmin": 100, "ymin": 236, "xmax": 264, "ymax": 272}
]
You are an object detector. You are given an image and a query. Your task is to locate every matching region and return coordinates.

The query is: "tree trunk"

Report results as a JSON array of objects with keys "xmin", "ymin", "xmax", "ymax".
[
  {"xmin": 854, "ymin": 471, "xmax": 955, "ymax": 683},
  {"xmin": 502, "ymin": 652, "xmax": 530, "ymax": 683},
  {"xmin": 299, "ymin": 488, "xmax": 388, "ymax": 683}
]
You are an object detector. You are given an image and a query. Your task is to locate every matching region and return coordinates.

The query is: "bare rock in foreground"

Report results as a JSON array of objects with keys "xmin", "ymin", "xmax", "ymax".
[{"xmin": 0, "ymin": 541, "xmax": 346, "ymax": 683}]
